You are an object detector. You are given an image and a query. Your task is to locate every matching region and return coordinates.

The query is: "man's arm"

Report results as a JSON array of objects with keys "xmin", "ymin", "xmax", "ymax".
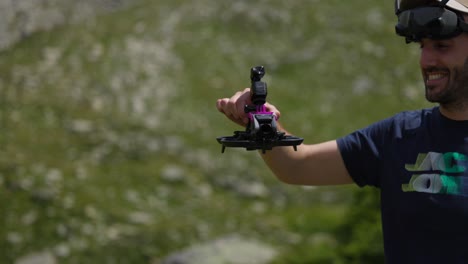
[
  {"xmin": 216, "ymin": 88, "xmax": 354, "ymax": 186},
  {"xmin": 260, "ymin": 138, "xmax": 353, "ymax": 185}
]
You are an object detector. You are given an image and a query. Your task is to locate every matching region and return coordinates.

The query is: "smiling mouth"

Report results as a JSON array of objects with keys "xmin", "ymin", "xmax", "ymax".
[
  {"xmin": 425, "ymin": 70, "xmax": 449, "ymax": 85},
  {"xmin": 427, "ymin": 73, "xmax": 446, "ymax": 81}
]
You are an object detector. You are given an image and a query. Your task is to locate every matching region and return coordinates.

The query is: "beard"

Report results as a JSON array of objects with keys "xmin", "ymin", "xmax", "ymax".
[{"xmin": 425, "ymin": 58, "xmax": 468, "ymax": 112}]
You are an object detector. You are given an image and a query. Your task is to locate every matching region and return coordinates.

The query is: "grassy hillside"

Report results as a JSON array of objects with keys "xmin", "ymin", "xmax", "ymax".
[{"xmin": 0, "ymin": 0, "xmax": 431, "ymax": 263}]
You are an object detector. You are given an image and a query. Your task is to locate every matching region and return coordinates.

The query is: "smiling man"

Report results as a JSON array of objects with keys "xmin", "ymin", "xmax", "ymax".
[
  {"xmin": 421, "ymin": 35, "xmax": 468, "ymax": 116},
  {"xmin": 216, "ymin": 0, "xmax": 468, "ymax": 263}
]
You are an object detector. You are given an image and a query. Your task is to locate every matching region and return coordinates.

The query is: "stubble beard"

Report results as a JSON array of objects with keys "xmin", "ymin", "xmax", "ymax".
[{"xmin": 425, "ymin": 58, "xmax": 468, "ymax": 112}]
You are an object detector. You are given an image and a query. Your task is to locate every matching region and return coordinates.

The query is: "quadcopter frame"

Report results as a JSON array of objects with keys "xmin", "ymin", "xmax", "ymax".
[{"xmin": 217, "ymin": 66, "xmax": 303, "ymax": 153}]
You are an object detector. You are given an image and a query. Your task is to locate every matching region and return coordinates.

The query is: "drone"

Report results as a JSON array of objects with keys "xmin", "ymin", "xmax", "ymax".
[{"xmin": 217, "ymin": 66, "xmax": 303, "ymax": 154}]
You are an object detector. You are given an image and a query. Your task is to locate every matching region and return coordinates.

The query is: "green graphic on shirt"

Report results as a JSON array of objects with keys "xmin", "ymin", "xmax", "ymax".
[
  {"xmin": 402, "ymin": 174, "xmax": 462, "ymax": 194},
  {"xmin": 405, "ymin": 152, "xmax": 466, "ymax": 173},
  {"xmin": 403, "ymin": 152, "xmax": 467, "ymax": 195}
]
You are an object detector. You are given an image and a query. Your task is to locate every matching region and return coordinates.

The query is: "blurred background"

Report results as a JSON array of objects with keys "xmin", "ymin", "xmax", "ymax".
[{"xmin": 0, "ymin": 0, "xmax": 432, "ymax": 263}]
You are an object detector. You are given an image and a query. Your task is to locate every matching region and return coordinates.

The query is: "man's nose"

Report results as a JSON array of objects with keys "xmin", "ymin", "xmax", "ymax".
[{"xmin": 420, "ymin": 45, "xmax": 438, "ymax": 68}]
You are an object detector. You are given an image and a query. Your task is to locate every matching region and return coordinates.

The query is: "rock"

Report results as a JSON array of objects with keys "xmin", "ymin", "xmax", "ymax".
[
  {"xmin": 235, "ymin": 181, "xmax": 269, "ymax": 198},
  {"xmin": 161, "ymin": 235, "xmax": 277, "ymax": 264},
  {"xmin": 15, "ymin": 251, "xmax": 57, "ymax": 264},
  {"xmin": 160, "ymin": 165, "xmax": 185, "ymax": 183}
]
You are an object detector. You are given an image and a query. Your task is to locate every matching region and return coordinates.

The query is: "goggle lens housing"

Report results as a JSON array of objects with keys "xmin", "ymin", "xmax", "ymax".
[{"xmin": 395, "ymin": 6, "xmax": 462, "ymax": 42}]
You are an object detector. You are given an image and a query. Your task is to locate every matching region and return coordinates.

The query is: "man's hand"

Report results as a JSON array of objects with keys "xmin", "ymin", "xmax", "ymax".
[{"xmin": 216, "ymin": 88, "xmax": 281, "ymax": 127}]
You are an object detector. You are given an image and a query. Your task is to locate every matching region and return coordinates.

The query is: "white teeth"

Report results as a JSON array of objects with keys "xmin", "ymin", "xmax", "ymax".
[{"xmin": 427, "ymin": 73, "xmax": 445, "ymax": 81}]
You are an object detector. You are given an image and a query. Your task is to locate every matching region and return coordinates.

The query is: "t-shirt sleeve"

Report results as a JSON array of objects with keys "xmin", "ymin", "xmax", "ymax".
[{"xmin": 337, "ymin": 118, "xmax": 393, "ymax": 188}]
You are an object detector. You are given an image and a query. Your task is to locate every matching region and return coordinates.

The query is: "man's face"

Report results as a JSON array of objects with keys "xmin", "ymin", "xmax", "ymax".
[{"xmin": 419, "ymin": 29, "xmax": 468, "ymax": 110}]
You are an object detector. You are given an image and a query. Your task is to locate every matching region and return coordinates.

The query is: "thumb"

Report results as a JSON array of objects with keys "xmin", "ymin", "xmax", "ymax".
[{"xmin": 265, "ymin": 102, "xmax": 281, "ymax": 120}]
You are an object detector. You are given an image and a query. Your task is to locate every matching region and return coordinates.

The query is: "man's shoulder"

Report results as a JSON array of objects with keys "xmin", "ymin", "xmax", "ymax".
[
  {"xmin": 388, "ymin": 107, "xmax": 437, "ymax": 128},
  {"xmin": 361, "ymin": 107, "xmax": 437, "ymax": 137}
]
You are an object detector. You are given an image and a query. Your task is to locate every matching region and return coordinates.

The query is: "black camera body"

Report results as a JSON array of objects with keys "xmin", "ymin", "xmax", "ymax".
[{"xmin": 250, "ymin": 66, "xmax": 268, "ymax": 106}]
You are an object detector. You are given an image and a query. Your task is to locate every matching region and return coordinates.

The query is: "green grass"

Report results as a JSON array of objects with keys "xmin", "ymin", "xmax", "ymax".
[{"xmin": 0, "ymin": 0, "xmax": 433, "ymax": 263}]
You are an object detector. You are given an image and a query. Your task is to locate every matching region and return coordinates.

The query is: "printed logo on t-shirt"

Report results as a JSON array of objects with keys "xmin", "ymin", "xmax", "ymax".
[{"xmin": 402, "ymin": 152, "xmax": 468, "ymax": 196}]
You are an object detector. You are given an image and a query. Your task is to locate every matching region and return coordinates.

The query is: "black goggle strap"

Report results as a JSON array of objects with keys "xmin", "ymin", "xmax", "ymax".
[
  {"xmin": 440, "ymin": 0, "xmax": 450, "ymax": 7},
  {"xmin": 439, "ymin": 0, "xmax": 468, "ymax": 37},
  {"xmin": 395, "ymin": 0, "xmax": 451, "ymax": 14},
  {"xmin": 460, "ymin": 17, "xmax": 468, "ymax": 32}
]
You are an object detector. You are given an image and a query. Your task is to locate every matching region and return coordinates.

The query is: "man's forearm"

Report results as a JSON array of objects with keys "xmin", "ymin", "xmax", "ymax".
[{"xmin": 259, "ymin": 124, "xmax": 353, "ymax": 186}]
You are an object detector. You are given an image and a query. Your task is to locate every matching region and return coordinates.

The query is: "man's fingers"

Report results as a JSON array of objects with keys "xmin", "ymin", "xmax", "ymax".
[
  {"xmin": 216, "ymin": 97, "xmax": 247, "ymax": 126},
  {"xmin": 216, "ymin": 98, "xmax": 228, "ymax": 114},
  {"xmin": 218, "ymin": 88, "xmax": 284, "ymax": 127}
]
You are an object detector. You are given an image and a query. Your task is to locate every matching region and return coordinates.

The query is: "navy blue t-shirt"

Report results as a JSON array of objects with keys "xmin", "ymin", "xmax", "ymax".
[{"xmin": 337, "ymin": 107, "xmax": 468, "ymax": 263}]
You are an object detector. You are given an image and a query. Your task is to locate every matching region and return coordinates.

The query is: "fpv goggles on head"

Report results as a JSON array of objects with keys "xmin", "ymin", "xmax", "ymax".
[{"xmin": 395, "ymin": 0, "xmax": 468, "ymax": 43}]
